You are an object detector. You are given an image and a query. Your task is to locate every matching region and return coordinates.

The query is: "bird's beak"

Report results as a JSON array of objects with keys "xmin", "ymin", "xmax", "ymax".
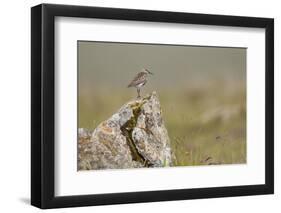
[{"xmin": 147, "ymin": 70, "xmax": 153, "ymax": 75}]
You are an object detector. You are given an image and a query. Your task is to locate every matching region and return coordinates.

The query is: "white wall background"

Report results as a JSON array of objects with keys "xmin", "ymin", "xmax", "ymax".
[{"xmin": 0, "ymin": 0, "xmax": 279, "ymax": 212}]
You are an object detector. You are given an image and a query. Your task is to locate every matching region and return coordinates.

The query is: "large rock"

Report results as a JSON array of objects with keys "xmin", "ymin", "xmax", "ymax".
[{"xmin": 78, "ymin": 91, "xmax": 173, "ymax": 170}]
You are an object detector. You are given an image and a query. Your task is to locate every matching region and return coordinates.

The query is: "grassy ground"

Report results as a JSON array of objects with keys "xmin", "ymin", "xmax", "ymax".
[{"xmin": 79, "ymin": 82, "xmax": 246, "ymax": 166}]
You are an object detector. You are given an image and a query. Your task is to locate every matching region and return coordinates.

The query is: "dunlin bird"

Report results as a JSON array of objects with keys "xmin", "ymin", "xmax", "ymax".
[{"xmin": 128, "ymin": 68, "xmax": 153, "ymax": 98}]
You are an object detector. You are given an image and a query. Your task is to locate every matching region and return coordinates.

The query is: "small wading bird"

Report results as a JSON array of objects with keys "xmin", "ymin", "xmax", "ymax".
[{"xmin": 127, "ymin": 68, "xmax": 153, "ymax": 98}]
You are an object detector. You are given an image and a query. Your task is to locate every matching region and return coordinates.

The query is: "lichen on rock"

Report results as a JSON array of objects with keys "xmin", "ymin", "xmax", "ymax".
[{"xmin": 78, "ymin": 91, "xmax": 173, "ymax": 170}]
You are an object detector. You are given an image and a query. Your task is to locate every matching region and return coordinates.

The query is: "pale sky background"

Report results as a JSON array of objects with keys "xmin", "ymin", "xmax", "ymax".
[{"xmin": 78, "ymin": 41, "xmax": 246, "ymax": 93}]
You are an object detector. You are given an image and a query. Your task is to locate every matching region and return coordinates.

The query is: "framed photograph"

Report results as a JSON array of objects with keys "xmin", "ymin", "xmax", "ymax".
[{"xmin": 31, "ymin": 3, "xmax": 274, "ymax": 209}]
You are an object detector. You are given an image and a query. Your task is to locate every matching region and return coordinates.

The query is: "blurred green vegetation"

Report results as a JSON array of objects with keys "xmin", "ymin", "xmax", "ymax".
[{"xmin": 79, "ymin": 81, "xmax": 246, "ymax": 166}]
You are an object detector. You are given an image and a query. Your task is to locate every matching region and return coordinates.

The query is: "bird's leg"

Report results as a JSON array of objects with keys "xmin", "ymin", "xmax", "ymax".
[{"xmin": 137, "ymin": 88, "xmax": 141, "ymax": 98}]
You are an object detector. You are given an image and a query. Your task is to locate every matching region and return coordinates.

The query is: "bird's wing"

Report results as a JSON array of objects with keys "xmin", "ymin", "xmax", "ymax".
[{"xmin": 128, "ymin": 72, "xmax": 146, "ymax": 87}]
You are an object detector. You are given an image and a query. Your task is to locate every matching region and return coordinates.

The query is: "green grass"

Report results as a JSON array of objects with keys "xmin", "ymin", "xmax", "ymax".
[{"xmin": 79, "ymin": 82, "xmax": 246, "ymax": 166}]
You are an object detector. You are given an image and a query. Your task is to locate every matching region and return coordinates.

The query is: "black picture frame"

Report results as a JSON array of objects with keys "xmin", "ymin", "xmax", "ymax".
[{"xmin": 31, "ymin": 3, "xmax": 274, "ymax": 209}]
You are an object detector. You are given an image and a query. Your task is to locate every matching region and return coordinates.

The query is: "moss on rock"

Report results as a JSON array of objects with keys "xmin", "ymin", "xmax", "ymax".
[{"xmin": 120, "ymin": 101, "xmax": 147, "ymax": 165}]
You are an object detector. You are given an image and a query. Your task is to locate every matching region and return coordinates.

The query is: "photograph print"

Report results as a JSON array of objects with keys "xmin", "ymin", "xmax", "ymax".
[{"xmin": 78, "ymin": 41, "xmax": 246, "ymax": 171}]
